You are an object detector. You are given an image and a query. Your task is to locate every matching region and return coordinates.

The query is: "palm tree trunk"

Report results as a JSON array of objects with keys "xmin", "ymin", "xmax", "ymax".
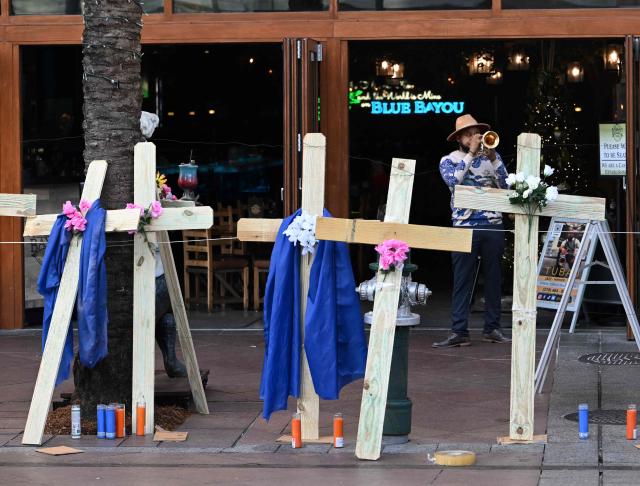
[{"xmin": 75, "ymin": 0, "xmax": 143, "ymax": 416}]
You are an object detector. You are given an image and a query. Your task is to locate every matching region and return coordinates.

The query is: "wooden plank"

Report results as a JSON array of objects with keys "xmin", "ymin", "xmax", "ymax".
[
  {"xmin": 298, "ymin": 133, "xmax": 325, "ymax": 441},
  {"xmin": 356, "ymin": 158, "xmax": 416, "ymax": 461},
  {"xmin": 237, "ymin": 218, "xmax": 282, "ymax": 242},
  {"xmin": 22, "ymin": 160, "xmax": 107, "ymax": 445},
  {"xmin": 509, "ymin": 133, "xmax": 541, "ymax": 442},
  {"xmin": 237, "ymin": 217, "xmax": 472, "ymax": 253},
  {"xmin": 157, "ymin": 229, "xmax": 209, "ymax": 415},
  {"xmin": 0, "ymin": 193, "xmax": 36, "ymax": 217},
  {"xmin": 145, "ymin": 207, "xmax": 213, "ymax": 231},
  {"xmin": 454, "ymin": 185, "xmax": 606, "ymax": 222},
  {"xmin": 24, "ymin": 209, "xmax": 140, "ymax": 237},
  {"xmin": 316, "ymin": 218, "xmax": 472, "ymax": 253},
  {"xmin": 132, "ymin": 143, "xmax": 157, "ymax": 435}
]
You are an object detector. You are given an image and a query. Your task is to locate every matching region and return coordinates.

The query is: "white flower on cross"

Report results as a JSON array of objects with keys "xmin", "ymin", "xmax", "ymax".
[{"xmin": 283, "ymin": 210, "xmax": 318, "ymax": 255}]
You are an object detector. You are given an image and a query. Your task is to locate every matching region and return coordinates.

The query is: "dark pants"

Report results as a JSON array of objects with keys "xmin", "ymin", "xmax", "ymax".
[{"xmin": 451, "ymin": 224, "xmax": 505, "ymax": 337}]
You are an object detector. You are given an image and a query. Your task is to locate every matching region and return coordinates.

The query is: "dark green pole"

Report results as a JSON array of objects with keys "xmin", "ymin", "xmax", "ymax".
[{"xmin": 382, "ymin": 325, "xmax": 412, "ymax": 437}]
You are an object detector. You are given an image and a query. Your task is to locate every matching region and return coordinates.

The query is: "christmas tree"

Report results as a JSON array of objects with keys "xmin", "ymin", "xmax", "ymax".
[{"xmin": 524, "ymin": 70, "xmax": 589, "ymax": 194}]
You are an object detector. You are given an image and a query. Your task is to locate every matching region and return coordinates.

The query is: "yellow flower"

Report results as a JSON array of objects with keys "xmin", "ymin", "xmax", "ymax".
[{"xmin": 156, "ymin": 172, "xmax": 167, "ymax": 188}]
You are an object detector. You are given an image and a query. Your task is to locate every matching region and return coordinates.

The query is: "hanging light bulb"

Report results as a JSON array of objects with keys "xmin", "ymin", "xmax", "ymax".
[
  {"xmin": 566, "ymin": 62, "xmax": 584, "ymax": 83},
  {"xmin": 604, "ymin": 44, "xmax": 622, "ymax": 71}
]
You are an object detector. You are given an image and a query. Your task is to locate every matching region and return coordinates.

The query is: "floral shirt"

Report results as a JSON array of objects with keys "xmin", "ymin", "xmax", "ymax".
[{"xmin": 439, "ymin": 150, "xmax": 509, "ymax": 227}]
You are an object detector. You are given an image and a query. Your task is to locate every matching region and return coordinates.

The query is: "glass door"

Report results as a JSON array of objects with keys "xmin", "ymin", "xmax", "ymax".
[{"xmin": 283, "ymin": 38, "xmax": 322, "ymax": 214}]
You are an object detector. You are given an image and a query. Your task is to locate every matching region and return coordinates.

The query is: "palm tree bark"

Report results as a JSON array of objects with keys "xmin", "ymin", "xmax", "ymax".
[{"xmin": 75, "ymin": 0, "xmax": 143, "ymax": 415}]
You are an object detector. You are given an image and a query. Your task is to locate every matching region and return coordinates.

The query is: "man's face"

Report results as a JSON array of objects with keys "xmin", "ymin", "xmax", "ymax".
[{"xmin": 457, "ymin": 127, "xmax": 482, "ymax": 148}]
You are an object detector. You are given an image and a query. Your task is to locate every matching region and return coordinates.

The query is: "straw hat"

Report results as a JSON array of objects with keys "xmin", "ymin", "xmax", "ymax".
[{"xmin": 446, "ymin": 114, "xmax": 490, "ymax": 142}]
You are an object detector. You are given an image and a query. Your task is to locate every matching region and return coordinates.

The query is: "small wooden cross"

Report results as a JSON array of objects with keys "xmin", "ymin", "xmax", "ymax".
[
  {"xmin": 238, "ymin": 141, "xmax": 473, "ymax": 459},
  {"xmin": 454, "ymin": 132, "xmax": 606, "ymax": 441},
  {"xmin": 131, "ymin": 142, "xmax": 211, "ymax": 434}
]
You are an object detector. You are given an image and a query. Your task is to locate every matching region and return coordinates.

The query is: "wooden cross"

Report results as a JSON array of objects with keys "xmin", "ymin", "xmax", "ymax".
[
  {"xmin": 454, "ymin": 132, "xmax": 606, "ymax": 442},
  {"xmin": 236, "ymin": 133, "xmax": 326, "ymax": 440},
  {"xmin": 238, "ymin": 136, "xmax": 473, "ymax": 459},
  {"xmin": 131, "ymin": 142, "xmax": 211, "ymax": 434},
  {"xmin": 22, "ymin": 160, "xmax": 139, "ymax": 445}
]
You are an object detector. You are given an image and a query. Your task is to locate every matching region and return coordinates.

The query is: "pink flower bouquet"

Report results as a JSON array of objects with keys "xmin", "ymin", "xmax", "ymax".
[
  {"xmin": 374, "ymin": 239, "xmax": 409, "ymax": 272},
  {"xmin": 62, "ymin": 199, "xmax": 91, "ymax": 233}
]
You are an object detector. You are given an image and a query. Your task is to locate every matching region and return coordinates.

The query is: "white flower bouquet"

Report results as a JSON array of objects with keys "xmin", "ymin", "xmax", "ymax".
[
  {"xmin": 283, "ymin": 210, "xmax": 318, "ymax": 255},
  {"xmin": 506, "ymin": 165, "xmax": 559, "ymax": 241}
]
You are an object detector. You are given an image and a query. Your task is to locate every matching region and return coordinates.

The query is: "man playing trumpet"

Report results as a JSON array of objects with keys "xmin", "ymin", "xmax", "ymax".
[{"xmin": 434, "ymin": 114, "xmax": 512, "ymax": 348}]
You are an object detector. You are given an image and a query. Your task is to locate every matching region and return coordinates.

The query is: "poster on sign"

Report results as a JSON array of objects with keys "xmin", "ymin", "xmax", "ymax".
[
  {"xmin": 599, "ymin": 123, "xmax": 626, "ymax": 176},
  {"xmin": 536, "ymin": 219, "xmax": 597, "ymax": 311}
]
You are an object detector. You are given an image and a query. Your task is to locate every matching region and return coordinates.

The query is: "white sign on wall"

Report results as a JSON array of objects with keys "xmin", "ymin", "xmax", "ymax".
[{"xmin": 599, "ymin": 123, "xmax": 626, "ymax": 176}]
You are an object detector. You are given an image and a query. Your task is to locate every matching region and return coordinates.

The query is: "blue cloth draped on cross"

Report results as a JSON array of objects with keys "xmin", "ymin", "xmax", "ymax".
[
  {"xmin": 260, "ymin": 209, "xmax": 367, "ymax": 420},
  {"xmin": 38, "ymin": 199, "xmax": 108, "ymax": 386}
]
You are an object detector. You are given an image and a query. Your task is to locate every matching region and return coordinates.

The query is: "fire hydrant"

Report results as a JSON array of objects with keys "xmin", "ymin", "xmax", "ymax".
[{"xmin": 356, "ymin": 261, "xmax": 431, "ymax": 443}]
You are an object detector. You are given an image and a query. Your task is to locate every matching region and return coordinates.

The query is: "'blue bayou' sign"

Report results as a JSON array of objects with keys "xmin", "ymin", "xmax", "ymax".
[
  {"xmin": 349, "ymin": 86, "xmax": 465, "ymax": 116},
  {"xmin": 371, "ymin": 100, "xmax": 465, "ymax": 115}
]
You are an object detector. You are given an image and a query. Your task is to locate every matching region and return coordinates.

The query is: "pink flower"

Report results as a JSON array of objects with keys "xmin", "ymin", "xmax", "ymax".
[
  {"xmin": 70, "ymin": 214, "xmax": 87, "ymax": 232},
  {"xmin": 150, "ymin": 201, "xmax": 163, "ymax": 219},
  {"xmin": 62, "ymin": 201, "xmax": 76, "ymax": 217},
  {"xmin": 172, "ymin": 195, "xmax": 177, "ymax": 201},
  {"xmin": 126, "ymin": 202, "xmax": 145, "ymax": 216},
  {"xmin": 79, "ymin": 199, "xmax": 91, "ymax": 214},
  {"xmin": 375, "ymin": 239, "xmax": 410, "ymax": 271}
]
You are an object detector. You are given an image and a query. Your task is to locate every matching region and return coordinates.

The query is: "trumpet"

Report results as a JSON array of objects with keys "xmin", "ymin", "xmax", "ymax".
[{"xmin": 478, "ymin": 131, "xmax": 499, "ymax": 156}]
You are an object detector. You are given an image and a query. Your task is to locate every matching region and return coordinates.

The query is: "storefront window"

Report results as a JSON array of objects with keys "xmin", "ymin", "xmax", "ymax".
[
  {"xmin": 502, "ymin": 0, "xmax": 640, "ymax": 8},
  {"xmin": 339, "ymin": 0, "xmax": 490, "ymax": 10},
  {"xmin": 11, "ymin": 0, "xmax": 163, "ymax": 15},
  {"xmin": 174, "ymin": 0, "xmax": 328, "ymax": 13},
  {"xmin": 348, "ymin": 39, "xmax": 626, "ymax": 295},
  {"xmin": 21, "ymin": 46, "xmax": 85, "ymax": 315},
  {"xmin": 141, "ymin": 44, "xmax": 284, "ymax": 218}
]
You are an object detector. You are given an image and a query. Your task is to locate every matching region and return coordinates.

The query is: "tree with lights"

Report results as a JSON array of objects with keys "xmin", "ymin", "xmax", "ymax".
[
  {"xmin": 73, "ymin": 0, "xmax": 143, "ymax": 415},
  {"xmin": 524, "ymin": 70, "xmax": 589, "ymax": 194}
]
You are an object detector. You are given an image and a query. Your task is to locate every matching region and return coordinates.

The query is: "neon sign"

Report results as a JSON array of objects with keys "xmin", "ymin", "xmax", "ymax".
[
  {"xmin": 349, "ymin": 85, "xmax": 464, "ymax": 116},
  {"xmin": 371, "ymin": 101, "xmax": 465, "ymax": 115}
]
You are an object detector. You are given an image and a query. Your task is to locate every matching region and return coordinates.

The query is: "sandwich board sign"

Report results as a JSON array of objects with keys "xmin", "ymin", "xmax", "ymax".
[{"xmin": 536, "ymin": 218, "xmax": 597, "ymax": 315}]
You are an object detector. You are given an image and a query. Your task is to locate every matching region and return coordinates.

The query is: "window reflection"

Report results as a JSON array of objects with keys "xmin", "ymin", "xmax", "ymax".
[
  {"xmin": 502, "ymin": 0, "xmax": 640, "ymax": 8},
  {"xmin": 174, "ymin": 0, "xmax": 328, "ymax": 13},
  {"xmin": 11, "ymin": 0, "xmax": 163, "ymax": 15},
  {"xmin": 339, "ymin": 0, "xmax": 490, "ymax": 10}
]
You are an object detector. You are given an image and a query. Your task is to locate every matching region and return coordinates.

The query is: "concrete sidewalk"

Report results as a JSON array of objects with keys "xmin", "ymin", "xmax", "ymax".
[{"xmin": 0, "ymin": 326, "xmax": 639, "ymax": 485}]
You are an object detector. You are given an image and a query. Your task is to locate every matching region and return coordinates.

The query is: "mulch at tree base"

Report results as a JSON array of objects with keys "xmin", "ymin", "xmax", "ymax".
[{"xmin": 45, "ymin": 405, "xmax": 190, "ymax": 436}]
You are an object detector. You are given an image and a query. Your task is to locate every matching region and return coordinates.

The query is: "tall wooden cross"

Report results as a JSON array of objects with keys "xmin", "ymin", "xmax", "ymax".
[
  {"xmin": 130, "ymin": 142, "xmax": 211, "ymax": 434},
  {"xmin": 238, "ymin": 135, "xmax": 473, "ymax": 459},
  {"xmin": 454, "ymin": 133, "xmax": 606, "ymax": 441},
  {"xmin": 21, "ymin": 145, "xmax": 212, "ymax": 445}
]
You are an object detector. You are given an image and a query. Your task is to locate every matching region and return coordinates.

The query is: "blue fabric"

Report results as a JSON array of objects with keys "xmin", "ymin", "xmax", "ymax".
[
  {"xmin": 38, "ymin": 215, "xmax": 73, "ymax": 387},
  {"xmin": 37, "ymin": 200, "xmax": 108, "ymax": 386},
  {"xmin": 260, "ymin": 209, "xmax": 367, "ymax": 420},
  {"xmin": 77, "ymin": 200, "xmax": 108, "ymax": 368}
]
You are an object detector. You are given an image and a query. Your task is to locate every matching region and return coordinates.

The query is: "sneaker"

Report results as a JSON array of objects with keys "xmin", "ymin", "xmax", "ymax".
[
  {"xmin": 432, "ymin": 333, "xmax": 471, "ymax": 348},
  {"xmin": 482, "ymin": 329, "xmax": 511, "ymax": 343}
]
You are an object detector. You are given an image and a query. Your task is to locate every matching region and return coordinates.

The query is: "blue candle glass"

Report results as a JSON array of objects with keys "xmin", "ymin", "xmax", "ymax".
[
  {"xmin": 578, "ymin": 403, "xmax": 589, "ymax": 439},
  {"xmin": 96, "ymin": 404, "xmax": 106, "ymax": 439}
]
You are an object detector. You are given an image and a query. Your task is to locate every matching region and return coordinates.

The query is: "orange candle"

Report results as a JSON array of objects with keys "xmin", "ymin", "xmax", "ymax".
[
  {"xmin": 291, "ymin": 413, "xmax": 302, "ymax": 449},
  {"xmin": 136, "ymin": 399, "xmax": 146, "ymax": 436},
  {"xmin": 116, "ymin": 404, "xmax": 125, "ymax": 438},
  {"xmin": 627, "ymin": 404, "xmax": 637, "ymax": 440},
  {"xmin": 333, "ymin": 413, "xmax": 344, "ymax": 448}
]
